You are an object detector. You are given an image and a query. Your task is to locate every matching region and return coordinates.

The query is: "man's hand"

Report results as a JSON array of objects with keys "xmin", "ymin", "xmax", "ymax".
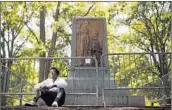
[
  {"xmin": 40, "ymin": 86, "xmax": 49, "ymax": 93},
  {"xmin": 42, "ymin": 86, "xmax": 49, "ymax": 90},
  {"xmin": 40, "ymin": 85, "xmax": 56, "ymax": 93}
]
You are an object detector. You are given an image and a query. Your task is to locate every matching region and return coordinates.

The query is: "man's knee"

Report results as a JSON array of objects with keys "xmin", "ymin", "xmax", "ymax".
[
  {"xmin": 57, "ymin": 88, "xmax": 66, "ymax": 106},
  {"xmin": 56, "ymin": 88, "xmax": 66, "ymax": 100},
  {"xmin": 34, "ymin": 90, "xmax": 41, "ymax": 102},
  {"xmin": 59, "ymin": 88, "xmax": 65, "ymax": 92},
  {"xmin": 36, "ymin": 90, "xmax": 41, "ymax": 95},
  {"xmin": 58, "ymin": 88, "xmax": 65, "ymax": 97},
  {"xmin": 37, "ymin": 98, "xmax": 47, "ymax": 106}
]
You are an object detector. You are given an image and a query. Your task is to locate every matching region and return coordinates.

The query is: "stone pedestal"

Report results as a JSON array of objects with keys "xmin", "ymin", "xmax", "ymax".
[
  {"xmin": 65, "ymin": 17, "xmax": 145, "ymax": 106},
  {"xmin": 65, "ymin": 68, "xmax": 145, "ymax": 106}
]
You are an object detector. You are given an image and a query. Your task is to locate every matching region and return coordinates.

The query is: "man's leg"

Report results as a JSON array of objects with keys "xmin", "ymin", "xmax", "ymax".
[
  {"xmin": 52, "ymin": 88, "xmax": 66, "ymax": 107},
  {"xmin": 36, "ymin": 97, "xmax": 47, "ymax": 107},
  {"xmin": 41, "ymin": 91, "xmax": 57, "ymax": 106},
  {"xmin": 34, "ymin": 90, "xmax": 41, "ymax": 102},
  {"xmin": 25, "ymin": 90, "xmax": 42, "ymax": 106}
]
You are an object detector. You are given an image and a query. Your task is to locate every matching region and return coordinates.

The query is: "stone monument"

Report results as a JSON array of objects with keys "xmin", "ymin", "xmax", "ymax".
[
  {"xmin": 65, "ymin": 17, "xmax": 145, "ymax": 106},
  {"xmin": 71, "ymin": 17, "xmax": 108, "ymax": 67}
]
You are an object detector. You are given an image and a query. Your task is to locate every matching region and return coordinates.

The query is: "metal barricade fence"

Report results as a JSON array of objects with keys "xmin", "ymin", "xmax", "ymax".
[
  {"xmin": 101, "ymin": 53, "xmax": 171, "ymax": 107},
  {"xmin": 0, "ymin": 57, "xmax": 98, "ymax": 107}
]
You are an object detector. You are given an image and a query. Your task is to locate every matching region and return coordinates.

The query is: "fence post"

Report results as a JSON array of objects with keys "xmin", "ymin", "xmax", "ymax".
[
  {"xmin": 170, "ymin": 1, "xmax": 172, "ymax": 110},
  {"xmin": 0, "ymin": 1, "xmax": 2, "ymax": 110},
  {"xmin": 19, "ymin": 79, "xmax": 23, "ymax": 106},
  {"xmin": 101, "ymin": 54, "xmax": 106, "ymax": 108}
]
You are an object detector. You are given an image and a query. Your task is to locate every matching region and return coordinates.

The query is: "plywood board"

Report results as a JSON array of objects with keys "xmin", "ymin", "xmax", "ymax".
[{"xmin": 71, "ymin": 17, "xmax": 108, "ymax": 68}]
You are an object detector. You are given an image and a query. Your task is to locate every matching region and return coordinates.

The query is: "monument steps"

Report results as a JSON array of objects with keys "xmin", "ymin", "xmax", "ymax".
[
  {"xmin": 66, "ymin": 79, "xmax": 116, "ymax": 90},
  {"xmin": 65, "ymin": 17, "xmax": 145, "ymax": 106},
  {"xmin": 69, "ymin": 68, "xmax": 111, "ymax": 79},
  {"xmin": 64, "ymin": 94, "xmax": 144, "ymax": 106},
  {"xmin": 65, "ymin": 94, "xmax": 101, "ymax": 105},
  {"xmin": 65, "ymin": 69, "xmax": 145, "ymax": 106},
  {"xmin": 65, "ymin": 78, "xmax": 144, "ymax": 106}
]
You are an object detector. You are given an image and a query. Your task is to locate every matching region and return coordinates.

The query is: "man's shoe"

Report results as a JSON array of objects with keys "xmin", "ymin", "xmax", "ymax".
[
  {"xmin": 25, "ymin": 101, "xmax": 37, "ymax": 106},
  {"xmin": 52, "ymin": 101, "xmax": 58, "ymax": 107}
]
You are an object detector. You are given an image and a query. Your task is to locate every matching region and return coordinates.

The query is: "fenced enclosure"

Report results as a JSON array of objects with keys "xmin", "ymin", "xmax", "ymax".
[
  {"xmin": 101, "ymin": 53, "xmax": 171, "ymax": 106},
  {"xmin": 0, "ymin": 53, "xmax": 171, "ymax": 107},
  {"xmin": 0, "ymin": 57, "xmax": 98, "ymax": 106}
]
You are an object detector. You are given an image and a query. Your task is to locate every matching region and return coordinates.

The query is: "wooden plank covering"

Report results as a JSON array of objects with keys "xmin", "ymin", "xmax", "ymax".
[
  {"xmin": 72, "ymin": 17, "xmax": 108, "ymax": 67},
  {"xmin": 76, "ymin": 19, "xmax": 103, "ymax": 57}
]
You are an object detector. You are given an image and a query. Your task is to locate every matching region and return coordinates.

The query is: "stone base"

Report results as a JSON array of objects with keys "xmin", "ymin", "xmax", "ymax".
[
  {"xmin": 65, "ymin": 68, "xmax": 145, "ymax": 106},
  {"xmin": 64, "ymin": 91, "xmax": 145, "ymax": 106},
  {"xmin": 66, "ymin": 79, "xmax": 116, "ymax": 93}
]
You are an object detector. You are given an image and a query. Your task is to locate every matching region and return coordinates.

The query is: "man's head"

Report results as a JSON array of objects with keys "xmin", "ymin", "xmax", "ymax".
[{"xmin": 50, "ymin": 67, "xmax": 59, "ymax": 80}]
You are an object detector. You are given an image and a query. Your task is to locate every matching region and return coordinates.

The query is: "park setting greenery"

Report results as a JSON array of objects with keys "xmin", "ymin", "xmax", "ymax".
[{"xmin": 0, "ymin": 2, "xmax": 171, "ymax": 106}]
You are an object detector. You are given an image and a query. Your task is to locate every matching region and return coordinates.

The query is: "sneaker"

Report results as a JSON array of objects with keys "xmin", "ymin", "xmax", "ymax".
[
  {"xmin": 25, "ymin": 101, "xmax": 37, "ymax": 106},
  {"xmin": 52, "ymin": 101, "xmax": 58, "ymax": 107}
]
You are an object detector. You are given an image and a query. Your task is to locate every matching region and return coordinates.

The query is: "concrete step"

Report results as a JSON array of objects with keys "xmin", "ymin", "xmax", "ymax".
[
  {"xmin": 128, "ymin": 96, "xmax": 145, "ymax": 106},
  {"xmin": 104, "ymin": 96, "xmax": 145, "ymax": 106},
  {"xmin": 66, "ymin": 89, "xmax": 97, "ymax": 93},
  {"xmin": 65, "ymin": 88, "xmax": 129, "ymax": 95},
  {"xmin": 64, "ymin": 94, "xmax": 101, "ymax": 106},
  {"xmin": 65, "ymin": 88, "xmax": 145, "ymax": 106},
  {"xmin": 69, "ymin": 68, "xmax": 110, "ymax": 79},
  {"xmin": 66, "ymin": 79, "xmax": 97, "ymax": 90},
  {"xmin": 65, "ymin": 94, "xmax": 145, "ymax": 106},
  {"xmin": 104, "ymin": 89, "xmax": 130, "ymax": 96},
  {"xmin": 66, "ymin": 79, "xmax": 116, "ymax": 90},
  {"xmin": 103, "ymin": 89, "xmax": 145, "ymax": 106},
  {"xmin": 64, "ymin": 94, "xmax": 144, "ymax": 106}
]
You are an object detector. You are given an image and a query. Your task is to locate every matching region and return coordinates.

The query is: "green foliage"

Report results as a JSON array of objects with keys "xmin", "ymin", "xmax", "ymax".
[{"xmin": 1, "ymin": 1, "xmax": 171, "ymax": 106}]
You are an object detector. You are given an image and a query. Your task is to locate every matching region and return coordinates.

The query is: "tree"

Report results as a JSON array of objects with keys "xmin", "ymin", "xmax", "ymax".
[
  {"xmin": 0, "ymin": 2, "xmax": 45, "ymax": 105},
  {"xmin": 110, "ymin": 1, "xmax": 171, "ymax": 104},
  {"xmin": 0, "ymin": 1, "xmax": 120, "ymax": 105},
  {"xmin": 39, "ymin": 5, "xmax": 46, "ymax": 82}
]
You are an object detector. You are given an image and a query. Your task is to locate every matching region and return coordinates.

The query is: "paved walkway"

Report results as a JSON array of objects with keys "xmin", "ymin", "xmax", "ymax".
[{"xmin": 1, "ymin": 106, "xmax": 170, "ymax": 110}]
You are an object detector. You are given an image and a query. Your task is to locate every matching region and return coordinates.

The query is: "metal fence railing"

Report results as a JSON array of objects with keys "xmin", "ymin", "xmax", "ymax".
[
  {"xmin": 101, "ymin": 53, "xmax": 171, "ymax": 107},
  {"xmin": 0, "ymin": 57, "xmax": 98, "ymax": 107},
  {"xmin": 1, "ymin": 53, "xmax": 171, "ymax": 107}
]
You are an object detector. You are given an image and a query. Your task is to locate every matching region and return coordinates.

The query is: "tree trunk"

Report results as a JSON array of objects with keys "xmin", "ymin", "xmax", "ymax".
[
  {"xmin": 2, "ymin": 60, "xmax": 12, "ymax": 106},
  {"xmin": 39, "ymin": 6, "xmax": 46, "ymax": 82},
  {"xmin": 158, "ymin": 54, "xmax": 170, "ymax": 104},
  {"xmin": 161, "ymin": 75, "xmax": 170, "ymax": 104},
  {"xmin": 44, "ymin": 2, "xmax": 61, "ymax": 78}
]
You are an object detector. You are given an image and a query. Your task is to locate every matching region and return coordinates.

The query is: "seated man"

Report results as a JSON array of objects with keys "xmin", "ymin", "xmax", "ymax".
[{"xmin": 25, "ymin": 67, "xmax": 67, "ymax": 107}]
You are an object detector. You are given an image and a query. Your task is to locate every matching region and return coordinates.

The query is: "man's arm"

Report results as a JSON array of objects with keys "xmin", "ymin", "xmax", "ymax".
[
  {"xmin": 55, "ymin": 78, "xmax": 67, "ymax": 88},
  {"xmin": 42, "ymin": 78, "xmax": 68, "ymax": 90},
  {"xmin": 46, "ymin": 84, "xmax": 57, "ymax": 89},
  {"xmin": 34, "ymin": 80, "xmax": 47, "ymax": 90}
]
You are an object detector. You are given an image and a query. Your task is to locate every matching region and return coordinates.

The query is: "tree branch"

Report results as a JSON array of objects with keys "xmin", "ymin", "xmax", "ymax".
[
  {"xmin": 68, "ymin": 2, "xmax": 96, "ymax": 29},
  {"xmin": 7, "ymin": 24, "xmax": 11, "ymax": 57},
  {"xmin": 11, "ymin": 29, "xmax": 15, "ymax": 57},
  {"xmin": 15, "ymin": 10, "xmax": 36, "ymax": 40},
  {"xmin": 13, "ymin": 33, "xmax": 31, "ymax": 56},
  {"xmin": 14, "ymin": 3, "xmax": 41, "ymax": 45},
  {"xmin": 150, "ymin": 52, "xmax": 161, "ymax": 75},
  {"xmin": 147, "ymin": 68, "xmax": 160, "ymax": 76},
  {"xmin": 25, "ymin": 23, "xmax": 40, "ymax": 44},
  {"xmin": 168, "ymin": 57, "xmax": 171, "ymax": 71},
  {"xmin": 164, "ymin": 21, "xmax": 171, "ymax": 44},
  {"xmin": 83, "ymin": 2, "xmax": 96, "ymax": 16},
  {"xmin": 1, "ymin": 29, "xmax": 6, "ymax": 58},
  {"xmin": 122, "ymin": 21, "xmax": 149, "ymax": 37},
  {"xmin": 54, "ymin": 2, "xmax": 61, "ymax": 20},
  {"xmin": 154, "ymin": 2, "xmax": 161, "ymax": 38}
]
